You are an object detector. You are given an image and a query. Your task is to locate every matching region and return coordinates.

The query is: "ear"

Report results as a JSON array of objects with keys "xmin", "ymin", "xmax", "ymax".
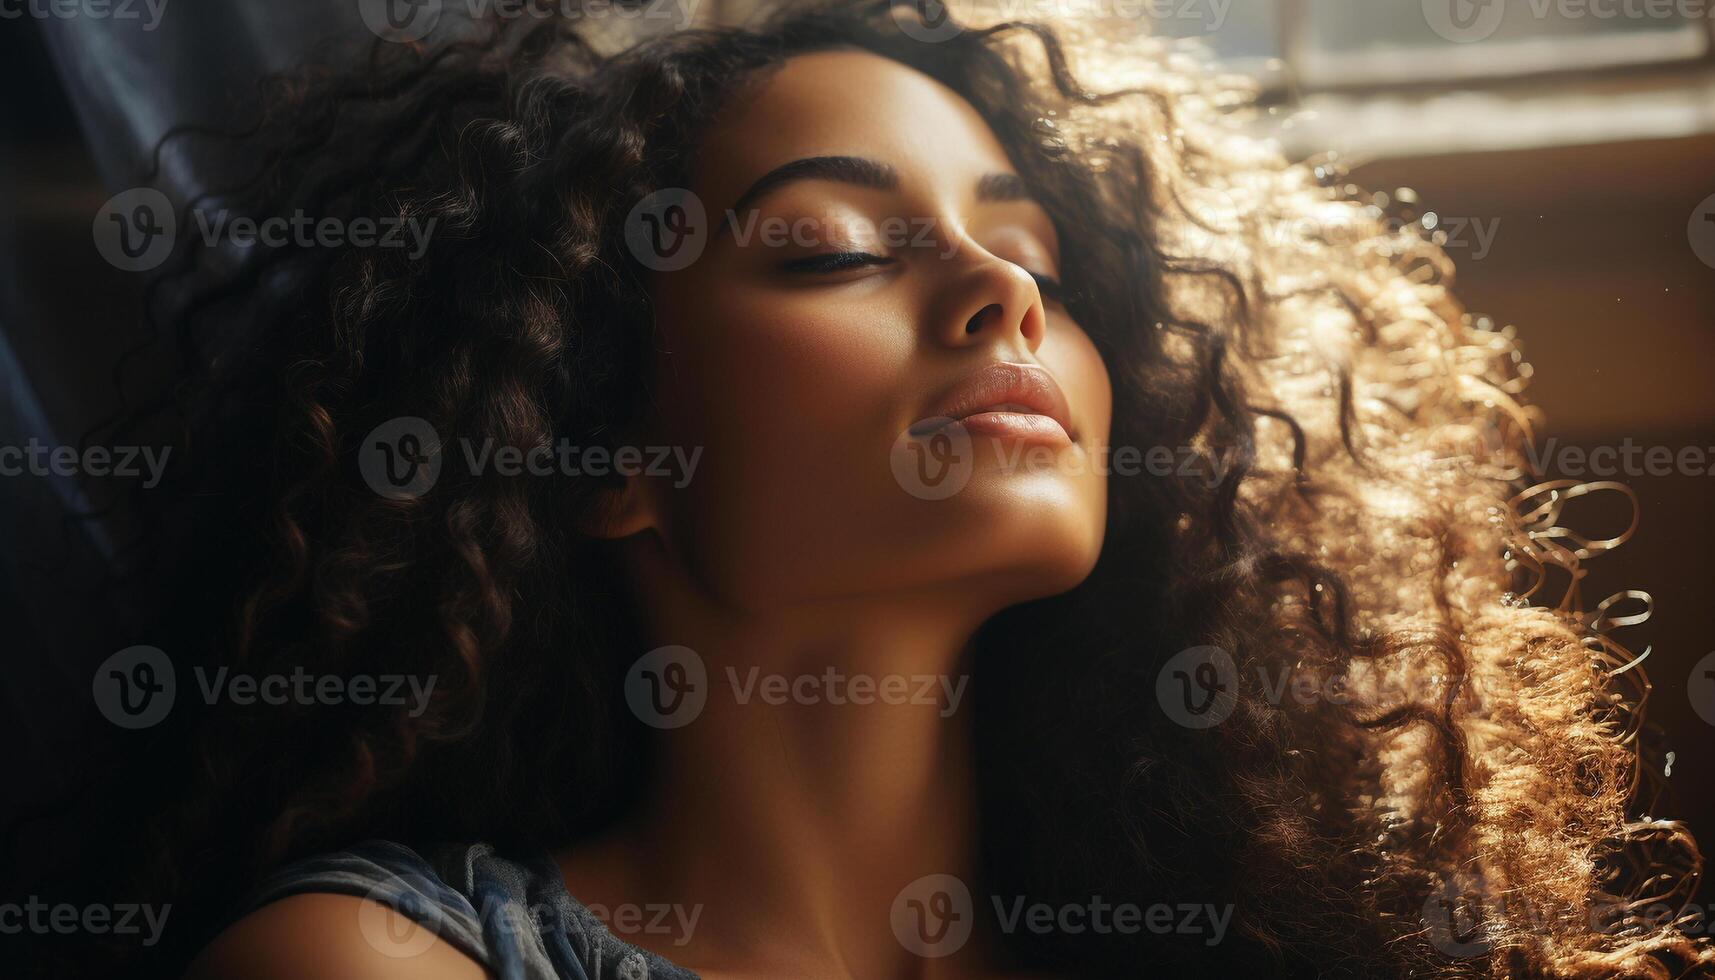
[{"xmin": 577, "ymin": 473, "xmax": 657, "ymax": 540}]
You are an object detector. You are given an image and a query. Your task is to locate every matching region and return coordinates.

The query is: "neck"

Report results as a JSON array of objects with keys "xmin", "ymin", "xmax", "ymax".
[{"xmin": 560, "ymin": 535, "xmax": 1012, "ymax": 978}]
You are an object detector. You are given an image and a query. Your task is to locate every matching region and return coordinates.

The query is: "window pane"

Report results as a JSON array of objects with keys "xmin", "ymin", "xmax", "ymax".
[
  {"xmin": 1301, "ymin": 0, "xmax": 1708, "ymax": 83},
  {"xmin": 1140, "ymin": 0, "xmax": 1279, "ymax": 61},
  {"xmin": 1309, "ymin": 0, "xmax": 1704, "ymax": 50}
]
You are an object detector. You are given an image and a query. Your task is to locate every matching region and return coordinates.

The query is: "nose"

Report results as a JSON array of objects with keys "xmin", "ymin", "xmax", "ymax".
[{"xmin": 933, "ymin": 246, "xmax": 1048, "ymax": 355}]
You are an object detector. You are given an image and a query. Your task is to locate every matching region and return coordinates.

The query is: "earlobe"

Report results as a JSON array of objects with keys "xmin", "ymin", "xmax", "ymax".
[{"xmin": 578, "ymin": 477, "xmax": 656, "ymax": 540}]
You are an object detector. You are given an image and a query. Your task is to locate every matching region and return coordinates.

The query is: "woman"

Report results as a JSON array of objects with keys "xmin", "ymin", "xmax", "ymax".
[{"xmin": 46, "ymin": 1, "xmax": 1711, "ymax": 977}]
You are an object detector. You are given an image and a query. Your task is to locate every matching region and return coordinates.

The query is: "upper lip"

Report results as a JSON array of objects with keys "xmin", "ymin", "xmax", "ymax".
[{"xmin": 915, "ymin": 361, "xmax": 1076, "ymax": 440}]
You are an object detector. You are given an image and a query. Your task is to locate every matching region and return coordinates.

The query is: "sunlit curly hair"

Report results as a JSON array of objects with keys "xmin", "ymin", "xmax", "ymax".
[{"xmin": 35, "ymin": 1, "xmax": 1712, "ymax": 977}]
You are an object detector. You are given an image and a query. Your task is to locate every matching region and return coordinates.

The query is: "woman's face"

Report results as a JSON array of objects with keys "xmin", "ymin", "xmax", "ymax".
[{"xmin": 635, "ymin": 49, "xmax": 1112, "ymax": 614}]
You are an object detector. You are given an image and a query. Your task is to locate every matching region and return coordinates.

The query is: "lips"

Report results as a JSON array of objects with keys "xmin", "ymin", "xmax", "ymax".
[{"xmin": 913, "ymin": 361, "xmax": 1076, "ymax": 445}]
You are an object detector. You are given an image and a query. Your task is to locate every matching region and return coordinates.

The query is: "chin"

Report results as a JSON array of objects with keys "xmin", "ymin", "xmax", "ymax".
[{"xmin": 952, "ymin": 472, "xmax": 1108, "ymax": 605}]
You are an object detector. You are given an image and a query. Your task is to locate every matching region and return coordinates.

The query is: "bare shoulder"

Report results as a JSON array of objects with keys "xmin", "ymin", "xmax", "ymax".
[{"xmin": 184, "ymin": 892, "xmax": 491, "ymax": 980}]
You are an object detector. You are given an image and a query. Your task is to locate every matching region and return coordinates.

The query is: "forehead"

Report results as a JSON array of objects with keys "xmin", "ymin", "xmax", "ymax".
[{"xmin": 691, "ymin": 49, "xmax": 1018, "ymax": 210}]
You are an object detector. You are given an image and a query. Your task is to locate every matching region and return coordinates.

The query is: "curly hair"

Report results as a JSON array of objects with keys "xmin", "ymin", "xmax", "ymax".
[{"xmin": 30, "ymin": 1, "xmax": 1712, "ymax": 976}]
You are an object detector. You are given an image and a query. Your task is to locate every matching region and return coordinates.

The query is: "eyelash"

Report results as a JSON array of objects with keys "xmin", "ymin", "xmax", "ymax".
[
  {"xmin": 781, "ymin": 251, "xmax": 890, "ymax": 274},
  {"xmin": 783, "ymin": 251, "xmax": 1067, "ymax": 302}
]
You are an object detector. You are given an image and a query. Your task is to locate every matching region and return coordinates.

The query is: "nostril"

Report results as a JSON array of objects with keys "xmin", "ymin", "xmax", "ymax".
[{"xmin": 965, "ymin": 302, "xmax": 1002, "ymax": 335}]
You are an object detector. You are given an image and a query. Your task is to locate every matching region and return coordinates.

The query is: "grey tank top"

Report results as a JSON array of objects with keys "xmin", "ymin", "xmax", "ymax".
[{"xmin": 245, "ymin": 840, "xmax": 699, "ymax": 980}]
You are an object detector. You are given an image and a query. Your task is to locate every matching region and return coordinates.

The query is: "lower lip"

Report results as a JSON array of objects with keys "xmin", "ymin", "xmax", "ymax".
[{"xmin": 955, "ymin": 412, "xmax": 1072, "ymax": 445}]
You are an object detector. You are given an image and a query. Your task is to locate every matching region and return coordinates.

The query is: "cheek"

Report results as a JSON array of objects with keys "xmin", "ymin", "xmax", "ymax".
[
  {"xmin": 1048, "ymin": 318, "xmax": 1113, "ymax": 448},
  {"xmin": 644, "ymin": 280, "xmax": 922, "ymax": 602},
  {"xmin": 654, "ymin": 283, "xmax": 911, "ymax": 459}
]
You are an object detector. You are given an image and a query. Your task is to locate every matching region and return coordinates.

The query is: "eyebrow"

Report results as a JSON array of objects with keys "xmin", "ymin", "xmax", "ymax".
[
  {"xmin": 729, "ymin": 155, "xmax": 898, "ymax": 216},
  {"xmin": 718, "ymin": 155, "xmax": 1037, "ymax": 237}
]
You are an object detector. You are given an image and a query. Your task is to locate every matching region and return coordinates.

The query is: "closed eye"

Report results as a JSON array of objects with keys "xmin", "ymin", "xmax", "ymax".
[
  {"xmin": 781, "ymin": 251, "xmax": 893, "ymax": 274},
  {"xmin": 1029, "ymin": 271, "xmax": 1066, "ymax": 304},
  {"xmin": 783, "ymin": 251, "xmax": 1062, "ymax": 304}
]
